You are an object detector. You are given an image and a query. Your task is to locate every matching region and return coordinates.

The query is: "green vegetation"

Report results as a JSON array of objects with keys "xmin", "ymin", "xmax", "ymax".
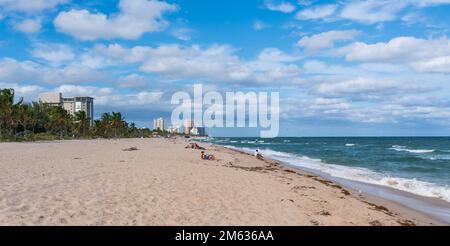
[{"xmin": 0, "ymin": 88, "xmax": 152, "ymax": 142}]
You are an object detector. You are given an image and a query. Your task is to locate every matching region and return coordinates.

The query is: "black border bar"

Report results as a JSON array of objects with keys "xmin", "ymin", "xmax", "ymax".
[{"xmin": 0, "ymin": 226, "xmax": 448, "ymax": 244}]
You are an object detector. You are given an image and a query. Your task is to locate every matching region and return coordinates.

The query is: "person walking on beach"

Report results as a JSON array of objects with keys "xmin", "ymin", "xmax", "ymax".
[{"xmin": 255, "ymin": 149, "xmax": 264, "ymax": 160}]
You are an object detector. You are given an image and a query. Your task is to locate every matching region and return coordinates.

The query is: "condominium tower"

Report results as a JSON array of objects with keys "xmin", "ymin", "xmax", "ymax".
[
  {"xmin": 153, "ymin": 118, "xmax": 165, "ymax": 131},
  {"xmin": 39, "ymin": 92, "xmax": 94, "ymax": 126},
  {"xmin": 63, "ymin": 97, "xmax": 94, "ymax": 126}
]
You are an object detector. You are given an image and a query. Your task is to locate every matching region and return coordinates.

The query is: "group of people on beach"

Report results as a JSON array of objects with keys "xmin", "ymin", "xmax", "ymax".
[
  {"xmin": 185, "ymin": 142, "xmax": 205, "ymax": 150},
  {"xmin": 185, "ymin": 140, "xmax": 264, "ymax": 161},
  {"xmin": 185, "ymin": 141, "xmax": 217, "ymax": 160}
]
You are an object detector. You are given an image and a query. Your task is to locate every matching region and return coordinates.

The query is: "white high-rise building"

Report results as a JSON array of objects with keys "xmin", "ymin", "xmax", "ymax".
[
  {"xmin": 153, "ymin": 118, "xmax": 165, "ymax": 131},
  {"xmin": 184, "ymin": 120, "xmax": 194, "ymax": 135},
  {"xmin": 39, "ymin": 93, "xmax": 94, "ymax": 126},
  {"xmin": 63, "ymin": 97, "xmax": 94, "ymax": 126}
]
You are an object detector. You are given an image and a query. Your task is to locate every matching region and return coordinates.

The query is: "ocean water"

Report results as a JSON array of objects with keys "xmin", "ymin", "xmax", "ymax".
[{"xmin": 205, "ymin": 137, "xmax": 450, "ymax": 203}]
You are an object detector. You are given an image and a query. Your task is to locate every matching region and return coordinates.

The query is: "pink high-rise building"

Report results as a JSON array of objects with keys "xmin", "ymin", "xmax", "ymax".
[{"xmin": 184, "ymin": 120, "xmax": 195, "ymax": 135}]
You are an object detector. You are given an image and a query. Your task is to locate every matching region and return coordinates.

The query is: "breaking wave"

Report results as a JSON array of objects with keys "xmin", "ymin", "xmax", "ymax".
[{"xmin": 224, "ymin": 146, "xmax": 450, "ymax": 202}]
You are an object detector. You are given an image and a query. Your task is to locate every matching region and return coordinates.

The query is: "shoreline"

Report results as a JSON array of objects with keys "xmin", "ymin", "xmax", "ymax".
[
  {"xmin": 213, "ymin": 144, "xmax": 450, "ymax": 225},
  {"xmin": 0, "ymin": 138, "xmax": 447, "ymax": 225}
]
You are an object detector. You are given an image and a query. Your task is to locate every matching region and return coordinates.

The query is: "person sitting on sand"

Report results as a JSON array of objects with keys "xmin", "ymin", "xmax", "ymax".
[
  {"xmin": 201, "ymin": 151, "xmax": 217, "ymax": 161},
  {"xmin": 255, "ymin": 149, "xmax": 264, "ymax": 160}
]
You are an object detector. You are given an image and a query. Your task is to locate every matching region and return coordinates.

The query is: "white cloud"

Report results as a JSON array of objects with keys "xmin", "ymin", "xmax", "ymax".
[
  {"xmin": 55, "ymin": 84, "xmax": 114, "ymax": 97},
  {"xmin": 316, "ymin": 77, "xmax": 402, "ymax": 96},
  {"xmin": 31, "ymin": 43, "xmax": 75, "ymax": 64},
  {"xmin": 54, "ymin": 84, "xmax": 163, "ymax": 107},
  {"xmin": 358, "ymin": 63, "xmax": 407, "ymax": 73},
  {"xmin": 411, "ymin": 0, "xmax": 450, "ymax": 7},
  {"xmin": 296, "ymin": 4, "xmax": 337, "ymax": 20},
  {"xmin": 302, "ymin": 60, "xmax": 361, "ymax": 75},
  {"xmin": 99, "ymin": 90, "xmax": 164, "ymax": 108},
  {"xmin": 292, "ymin": 96, "xmax": 389, "ymax": 123},
  {"xmin": 253, "ymin": 20, "xmax": 269, "ymax": 30},
  {"xmin": 42, "ymin": 65, "xmax": 107, "ymax": 84},
  {"xmin": 131, "ymin": 91, "xmax": 164, "ymax": 105},
  {"xmin": 297, "ymin": 30, "xmax": 359, "ymax": 51},
  {"xmin": 14, "ymin": 19, "xmax": 41, "ymax": 34},
  {"xmin": 401, "ymin": 12, "xmax": 425, "ymax": 26},
  {"xmin": 93, "ymin": 43, "xmax": 302, "ymax": 84},
  {"xmin": 339, "ymin": 0, "xmax": 450, "ymax": 24},
  {"xmin": 411, "ymin": 56, "xmax": 450, "ymax": 73},
  {"xmin": 297, "ymin": 0, "xmax": 315, "ymax": 6},
  {"xmin": 252, "ymin": 64, "xmax": 302, "ymax": 84},
  {"xmin": 338, "ymin": 36, "xmax": 450, "ymax": 73},
  {"xmin": 288, "ymin": 92, "xmax": 450, "ymax": 125},
  {"xmin": 340, "ymin": 0, "xmax": 408, "ymax": 23},
  {"xmin": 257, "ymin": 47, "xmax": 301, "ymax": 62},
  {"xmin": 137, "ymin": 45, "xmax": 302, "ymax": 83},
  {"xmin": 0, "ymin": 58, "xmax": 106, "ymax": 85},
  {"xmin": 118, "ymin": 74, "xmax": 148, "ymax": 88},
  {"xmin": 138, "ymin": 44, "xmax": 253, "ymax": 81},
  {"xmin": 54, "ymin": 0, "xmax": 178, "ymax": 40},
  {"xmin": 0, "ymin": 82, "xmax": 44, "ymax": 99},
  {"xmin": 264, "ymin": 0, "xmax": 296, "ymax": 13},
  {"xmin": 94, "ymin": 43, "xmax": 160, "ymax": 63},
  {"xmin": 170, "ymin": 27, "xmax": 194, "ymax": 41},
  {"xmin": 0, "ymin": 58, "xmax": 40, "ymax": 83},
  {"xmin": 0, "ymin": 0, "xmax": 67, "ymax": 13}
]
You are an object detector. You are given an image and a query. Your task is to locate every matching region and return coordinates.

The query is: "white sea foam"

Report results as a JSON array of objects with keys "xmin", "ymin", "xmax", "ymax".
[
  {"xmin": 425, "ymin": 155, "xmax": 450, "ymax": 161},
  {"xmin": 224, "ymin": 145, "xmax": 450, "ymax": 202},
  {"xmin": 391, "ymin": 145, "xmax": 435, "ymax": 154},
  {"xmin": 345, "ymin": 143, "xmax": 355, "ymax": 147}
]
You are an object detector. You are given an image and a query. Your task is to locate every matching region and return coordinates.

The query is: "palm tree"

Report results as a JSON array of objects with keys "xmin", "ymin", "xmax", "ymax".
[
  {"xmin": 74, "ymin": 111, "xmax": 90, "ymax": 137},
  {"xmin": 128, "ymin": 122, "xmax": 138, "ymax": 137},
  {"xmin": 1, "ymin": 89, "xmax": 148, "ymax": 141},
  {"xmin": 0, "ymin": 89, "xmax": 10, "ymax": 137},
  {"xmin": 14, "ymin": 103, "xmax": 31, "ymax": 135},
  {"xmin": 36, "ymin": 103, "xmax": 51, "ymax": 134},
  {"xmin": 111, "ymin": 112, "xmax": 125, "ymax": 138},
  {"xmin": 0, "ymin": 89, "xmax": 23, "ymax": 137},
  {"xmin": 47, "ymin": 107, "xmax": 72, "ymax": 139},
  {"xmin": 29, "ymin": 102, "xmax": 41, "ymax": 133},
  {"xmin": 99, "ymin": 113, "xmax": 112, "ymax": 138}
]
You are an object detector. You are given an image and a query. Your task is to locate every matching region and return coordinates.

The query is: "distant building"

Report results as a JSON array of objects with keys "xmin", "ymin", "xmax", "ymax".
[
  {"xmin": 63, "ymin": 97, "xmax": 94, "ymax": 126},
  {"xmin": 184, "ymin": 120, "xmax": 195, "ymax": 135},
  {"xmin": 153, "ymin": 118, "xmax": 165, "ymax": 131},
  {"xmin": 168, "ymin": 125, "xmax": 180, "ymax": 134},
  {"xmin": 39, "ymin": 92, "xmax": 63, "ymax": 107},
  {"xmin": 190, "ymin": 127, "xmax": 199, "ymax": 136},
  {"xmin": 197, "ymin": 127, "xmax": 206, "ymax": 136},
  {"xmin": 182, "ymin": 120, "xmax": 207, "ymax": 136},
  {"xmin": 39, "ymin": 93, "xmax": 94, "ymax": 126},
  {"xmin": 190, "ymin": 127, "xmax": 206, "ymax": 136}
]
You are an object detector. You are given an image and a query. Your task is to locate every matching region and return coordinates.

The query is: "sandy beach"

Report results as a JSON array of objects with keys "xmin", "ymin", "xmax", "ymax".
[{"xmin": 0, "ymin": 138, "xmax": 446, "ymax": 226}]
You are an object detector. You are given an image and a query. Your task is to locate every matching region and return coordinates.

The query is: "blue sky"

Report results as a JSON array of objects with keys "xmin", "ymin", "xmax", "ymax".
[{"xmin": 1, "ymin": 0, "xmax": 450, "ymax": 136}]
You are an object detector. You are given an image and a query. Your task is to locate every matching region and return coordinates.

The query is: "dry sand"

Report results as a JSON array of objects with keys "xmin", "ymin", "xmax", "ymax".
[{"xmin": 0, "ymin": 138, "xmax": 445, "ymax": 226}]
